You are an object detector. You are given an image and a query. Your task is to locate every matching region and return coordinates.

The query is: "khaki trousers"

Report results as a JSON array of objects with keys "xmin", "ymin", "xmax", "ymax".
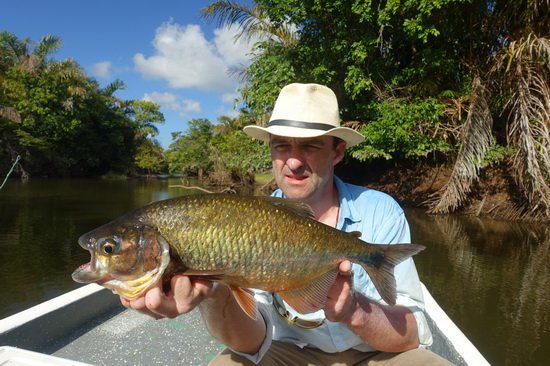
[{"xmin": 209, "ymin": 341, "xmax": 453, "ymax": 366}]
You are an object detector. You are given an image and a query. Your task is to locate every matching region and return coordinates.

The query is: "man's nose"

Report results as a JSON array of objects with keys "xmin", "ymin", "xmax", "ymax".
[{"xmin": 286, "ymin": 148, "xmax": 305, "ymax": 170}]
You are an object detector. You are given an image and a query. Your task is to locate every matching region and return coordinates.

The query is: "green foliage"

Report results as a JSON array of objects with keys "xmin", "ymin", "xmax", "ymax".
[
  {"xmin": 239, "ymin": 43, "xmax": 297, "ymax": 120},
  {"xmin": 216, "ymin": 0, "xmax": 505, "ymax": 168},
  {"xmin": 165, "ymin": 119, "xmax": 214, "ymax": 175},
  {"xmin": 351, "ymin": 98, "xmax": 450, "ymax": 160},
  {"xmin": 1, "ymin": 64, "xmax": 132, "ymax": 175},
  {"xmin": 479, "ymin": 143, "xmax": 515, "ymax": 168},
  {"xmin": 166, "ymin": 116, "xmax": 271, "ymax": 177},
  {"xmin": 210, "ymin": 130, "xmax": 271, "ymax": 173},
  {"xmin": 134, "ymin": 139, "xmax": 167, "ymax": 174},
  {"xmin": 124, "ymin": 99, "xmax": 164, "ymax": 140}
]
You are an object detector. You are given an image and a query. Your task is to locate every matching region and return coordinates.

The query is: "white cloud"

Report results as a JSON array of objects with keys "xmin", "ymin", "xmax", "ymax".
[
  {"xmin": 143, "ymin": 91, "xmax": 181, "ymax": 110},
  {"xmin": 221, "ymin": 91, "xmax": 239, "ymax": 104},
  {"xmin": 133, "ymin": 20, "xmax": 258, "ymax": 92},
  {"xmin": 214, "ymin": 24, "xmax": 256, "ymax": 65},
  {"xmin": 91, "ymin": 61, "xmax": 112, "ymax": 79},
  {"xmin": 219, "ymin": 107, "xmax": 239, "ymax": 119},
  {"xmin": 181, "ymin": 99, "xmax": 201, "ymax": 114},
  {"xmin": 143, "ymin": 91, "xmax": 201, "ymax": 117}
]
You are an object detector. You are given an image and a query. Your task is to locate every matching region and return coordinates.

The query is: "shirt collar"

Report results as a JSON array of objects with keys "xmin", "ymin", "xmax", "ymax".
[
  {"xmin": 334, "ymin": 176, "xmax": 361, "ymax": 228},
  {"xmin": 271, "ymin": 176, "xmax": 362, "ymax": 227}
]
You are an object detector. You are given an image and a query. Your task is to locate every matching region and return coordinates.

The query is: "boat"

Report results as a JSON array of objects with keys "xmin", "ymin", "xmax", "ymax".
[{"xmin": 0, "ymin": 283, "xmax": 489, "ymax": 365}]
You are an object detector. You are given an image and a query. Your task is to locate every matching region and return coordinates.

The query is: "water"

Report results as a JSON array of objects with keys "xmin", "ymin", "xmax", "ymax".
[
  {"xmin": 0, "ymin": 178, "xmax": 548, "ymax": 365},
  {"xmin": 0, "ymin": 178, "xmax": 206, "ymax": 319}
]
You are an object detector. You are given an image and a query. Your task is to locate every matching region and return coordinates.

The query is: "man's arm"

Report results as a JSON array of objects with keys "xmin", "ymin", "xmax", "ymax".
[
  {"xmin": 121, "ymin": 275, "xmax": 267, "ymax": 354},
  {"xmin": 199, "ymin": 282, "xmax": 267, "ymax": 354},
  {"xmin": 323, "ymin": 261, "xmax": 420, "ymax": 352}
]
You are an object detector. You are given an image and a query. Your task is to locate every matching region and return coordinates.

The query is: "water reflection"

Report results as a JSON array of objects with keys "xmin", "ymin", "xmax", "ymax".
[
  {"xmin": 0, "ymin": 180, "xmax": 548, "ymax": 365},
  {"xmin": 407, "ymin": 209, "xmax": 549, "ymax": 366}
]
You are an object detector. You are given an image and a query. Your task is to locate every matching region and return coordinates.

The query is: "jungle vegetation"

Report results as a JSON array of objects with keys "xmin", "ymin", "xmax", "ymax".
[
  {"xmin": 0, "ymin": 31, "xmax": 165, "ymax": 177},
  {"xmin": 1, "ymin": 1, "xmax": 549, "ymax": 219}
]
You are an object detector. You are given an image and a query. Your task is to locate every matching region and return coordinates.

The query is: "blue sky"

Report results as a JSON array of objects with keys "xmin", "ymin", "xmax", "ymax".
[{"xmin": 1, "ymin": 0, "xmax": 257, "ymax": 148}]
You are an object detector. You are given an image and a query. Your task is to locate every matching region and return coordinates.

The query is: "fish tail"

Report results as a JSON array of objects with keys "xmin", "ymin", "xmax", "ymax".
[{"xmin": 355, "ymin": 243, "xmax": 425, "ymax": 306}]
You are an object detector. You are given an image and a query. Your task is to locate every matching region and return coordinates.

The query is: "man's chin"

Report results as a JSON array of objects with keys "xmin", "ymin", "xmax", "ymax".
[{"xmin": 281, "ymin": 186, "xmax": 314, "ymax": 201}]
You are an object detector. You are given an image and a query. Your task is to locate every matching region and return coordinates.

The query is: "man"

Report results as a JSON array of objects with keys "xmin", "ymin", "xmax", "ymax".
[{"xmin": 122, "ymin": 83, "xmax": 450, "ymax": 365}]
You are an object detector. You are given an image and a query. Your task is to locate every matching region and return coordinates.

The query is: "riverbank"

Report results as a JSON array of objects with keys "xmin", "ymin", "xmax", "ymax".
[
  {"xmin": 3, "ymin": 158, "xmax": 543, "ymax": 221},
  {"xmin": 334, "ymin": 159, "xmax": 542, "ymax": 221}
]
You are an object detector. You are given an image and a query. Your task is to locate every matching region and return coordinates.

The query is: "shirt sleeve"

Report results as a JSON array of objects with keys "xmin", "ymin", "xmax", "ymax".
[
  {"xmin": 223, "ymin": 295, "xmax": 274, "ymax": 364},
  {"xmin": 390, "ymin": 210, "xmax": 432, "ymax": 347},
  {"xmin": 356, "ymin": 195, "xmax": 433, "ymax": 347}
]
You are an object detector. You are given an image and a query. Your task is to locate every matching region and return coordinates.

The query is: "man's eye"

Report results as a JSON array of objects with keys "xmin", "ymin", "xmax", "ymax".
[
  {"xmin": 303, "ymin": 144, "xmax": 322, "ymax": 150},
  {"xmin": 273, "ymin": 143, "xmax": 289, "ymax": 150}
]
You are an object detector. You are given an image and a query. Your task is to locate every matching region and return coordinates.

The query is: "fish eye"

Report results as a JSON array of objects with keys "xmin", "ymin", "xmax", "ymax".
[{"xmin": 100, "ymin": 239, "xmax": 119, "ymax": 255}]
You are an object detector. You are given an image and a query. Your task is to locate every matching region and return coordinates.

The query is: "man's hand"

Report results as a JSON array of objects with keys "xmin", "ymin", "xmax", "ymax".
[
  {"xmin": 121, "ymin": 274, "xmax": 214, "ymax": 319},
  {"xmin": 324, "ymin": 260, "xmax": 358, "ymax": 324},
  {"xmin": 323, "ymin": 260, "xmax": 420, "ymax": 352}
]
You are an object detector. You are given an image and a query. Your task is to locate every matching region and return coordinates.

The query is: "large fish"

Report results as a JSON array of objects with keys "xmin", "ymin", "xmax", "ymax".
[{"xmin": 72, "ymin": 194, "xmax": 425, "ymax": 319}]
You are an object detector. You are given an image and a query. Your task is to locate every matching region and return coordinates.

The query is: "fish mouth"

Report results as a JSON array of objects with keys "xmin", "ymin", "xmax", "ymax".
[
  {"xmin": 72, "ymin": 262, "xmax": 112, "ymax": 284},
  {"xmin": 77, "ymin": 232, "xmax": 94, "ymax": 250}
]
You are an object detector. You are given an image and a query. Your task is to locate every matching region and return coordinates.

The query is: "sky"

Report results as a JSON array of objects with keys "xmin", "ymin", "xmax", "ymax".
[{"xmin": 1, "ymin": 0, "xmax": 258, "ymax": 148}]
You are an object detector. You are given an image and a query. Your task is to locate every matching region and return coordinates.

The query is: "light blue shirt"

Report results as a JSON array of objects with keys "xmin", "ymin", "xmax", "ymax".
[{"xmin": 234, "ymin": 177, "xmax": 432, "ymax": 363}]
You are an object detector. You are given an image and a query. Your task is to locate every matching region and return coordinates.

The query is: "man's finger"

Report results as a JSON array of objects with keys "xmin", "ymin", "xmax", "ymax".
[
  {"xmin": 121, "ymin": 293, "xmax": 166, "ymax": 319},
  {"xmin": 143, "ymin": 285, "xmax": 180, "ymax": 318},
  {"xmin": 172, "ymin": 275, "xmax": 214, "ymax": 313},
  {"xmin": 338, "ymin": 260, "xmax": 352, "ymax": 275}
]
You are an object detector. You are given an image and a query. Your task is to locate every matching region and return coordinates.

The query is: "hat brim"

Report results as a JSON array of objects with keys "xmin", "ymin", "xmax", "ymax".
[{"xmin": 244, "ymin": 125, "xmax": 365, "ymax": 147}]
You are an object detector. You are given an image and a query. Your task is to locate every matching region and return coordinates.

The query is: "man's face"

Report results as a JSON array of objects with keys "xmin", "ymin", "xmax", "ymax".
[{"xmin": 270, "ymin": 135, "xmax": 346, "ymax": 202}]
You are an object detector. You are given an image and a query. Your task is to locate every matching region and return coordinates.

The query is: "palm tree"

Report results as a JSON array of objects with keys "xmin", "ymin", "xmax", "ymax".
[
  {"xmin": 427, "ymin": 76, "xmax": 494, "ymax": 214},
  {"xmin": 428, "ymin": 1, "xmax": 550, "ymax": 219},
  {"xmin": 201, "ymin": 1, "xmax": 299, "ymax": 123},
  {"xmin": 0, "ymin": 31, "xmax": 61, "ymax": 72},
  {"xmin": 495, "ymin": 34, "xmax": 550, "ymax": 218},
  {"xmin": 201, "ymin": 0, "xmax": 297, "ymax": 47}
]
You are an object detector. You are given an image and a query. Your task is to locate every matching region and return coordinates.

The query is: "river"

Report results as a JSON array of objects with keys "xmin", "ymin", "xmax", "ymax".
[{"xmin": 0, "ymin": 177, "xmax": 548, "ymax": 365}]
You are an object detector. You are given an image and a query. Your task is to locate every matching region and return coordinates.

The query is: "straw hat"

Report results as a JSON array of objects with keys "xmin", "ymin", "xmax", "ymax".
[{"xmin": 243, "ymin": 83, "xmax": 365, "ymax": 147}]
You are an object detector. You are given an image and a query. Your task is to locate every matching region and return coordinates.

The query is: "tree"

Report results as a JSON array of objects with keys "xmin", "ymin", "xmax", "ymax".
[
  {"xmin": 134, "ymin": 139, "xmax": 166, "ymax": 175},
  {"xmin": 202, "ymin": 0, "xmax": 299, "ymax": 122},
  {"xmin": 210, "ymin": 114, "xmax": 271, "ymax": 174},
  {"xmin": 166, "ymin": 119, "xmax": 214, "ymax": 177},
  {"xmin": 0, "ymin": 32, "xmax": 156, "ymax": 177},
  {"xmin": 0, "ymin": 31, "xmax": 61, "ymax": 73},
  {"xmin": 203, "ymin": 0, "xmax": 550, "ymax": 218},
  {"xmin": 0, "ymin": 31, "xmax": 64, "ymax": 176},
  {"xmin": 123, "ymin": 99, "xmax": 165, "ymax": 141},
  {"xmin": 428, "ymin": 1, "xmax": 550, "ymax": 218}
]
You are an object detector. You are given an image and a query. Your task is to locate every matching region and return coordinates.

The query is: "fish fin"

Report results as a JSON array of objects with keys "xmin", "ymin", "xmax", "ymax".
[
  {"xmin": 260, "ymin": 196, "xmax": 315, "ymax": 220},
  {"xmin": 348, "ymin": 231, "xmax": 362, "ymax": 238},
  {"xmin": 182, "ymin": 269, "xmax": 227, "ymax": 281},
  {"xmin": 278, "ymin": 268, "xmax": 338, "ymax": 314},
  {"xmin": 357, "ymin": 243, "xmax": 425, "ymax": 305},
  {"xmin": 230, "ymin": 286, "xmax": 257, "ymax": 320}
]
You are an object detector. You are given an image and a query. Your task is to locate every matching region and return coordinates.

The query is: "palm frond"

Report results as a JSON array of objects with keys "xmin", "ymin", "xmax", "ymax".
[
  {"xmin": 102, "ymin": 79, "xmax": 127, "ymax": 97},
  {"xmin": 427, "ymin": 76, "xmax": 494, "ymax": 214},
  {"xmin": 0, "ymin": 31, "xmax": 30, "ymax": 67},
  {"xmin": 0, "ymin": 106, "xmax": 21, "ymax": 123},
  {"xmin": 201, "ymin": 0, "xmax": 297, "ymax": 47},
  {"xmin": 502, "ymin": 34, "xmax": 550, "ymax": 217},
  {"xmin": 33, "ymin": 34, "xmax": 62, "ymax": 61}
]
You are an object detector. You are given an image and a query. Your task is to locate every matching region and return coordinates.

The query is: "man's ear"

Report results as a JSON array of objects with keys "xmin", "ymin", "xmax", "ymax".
[{"xmin": 333, "ymin": 140, "xmax": 347, "ymax": 166}]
